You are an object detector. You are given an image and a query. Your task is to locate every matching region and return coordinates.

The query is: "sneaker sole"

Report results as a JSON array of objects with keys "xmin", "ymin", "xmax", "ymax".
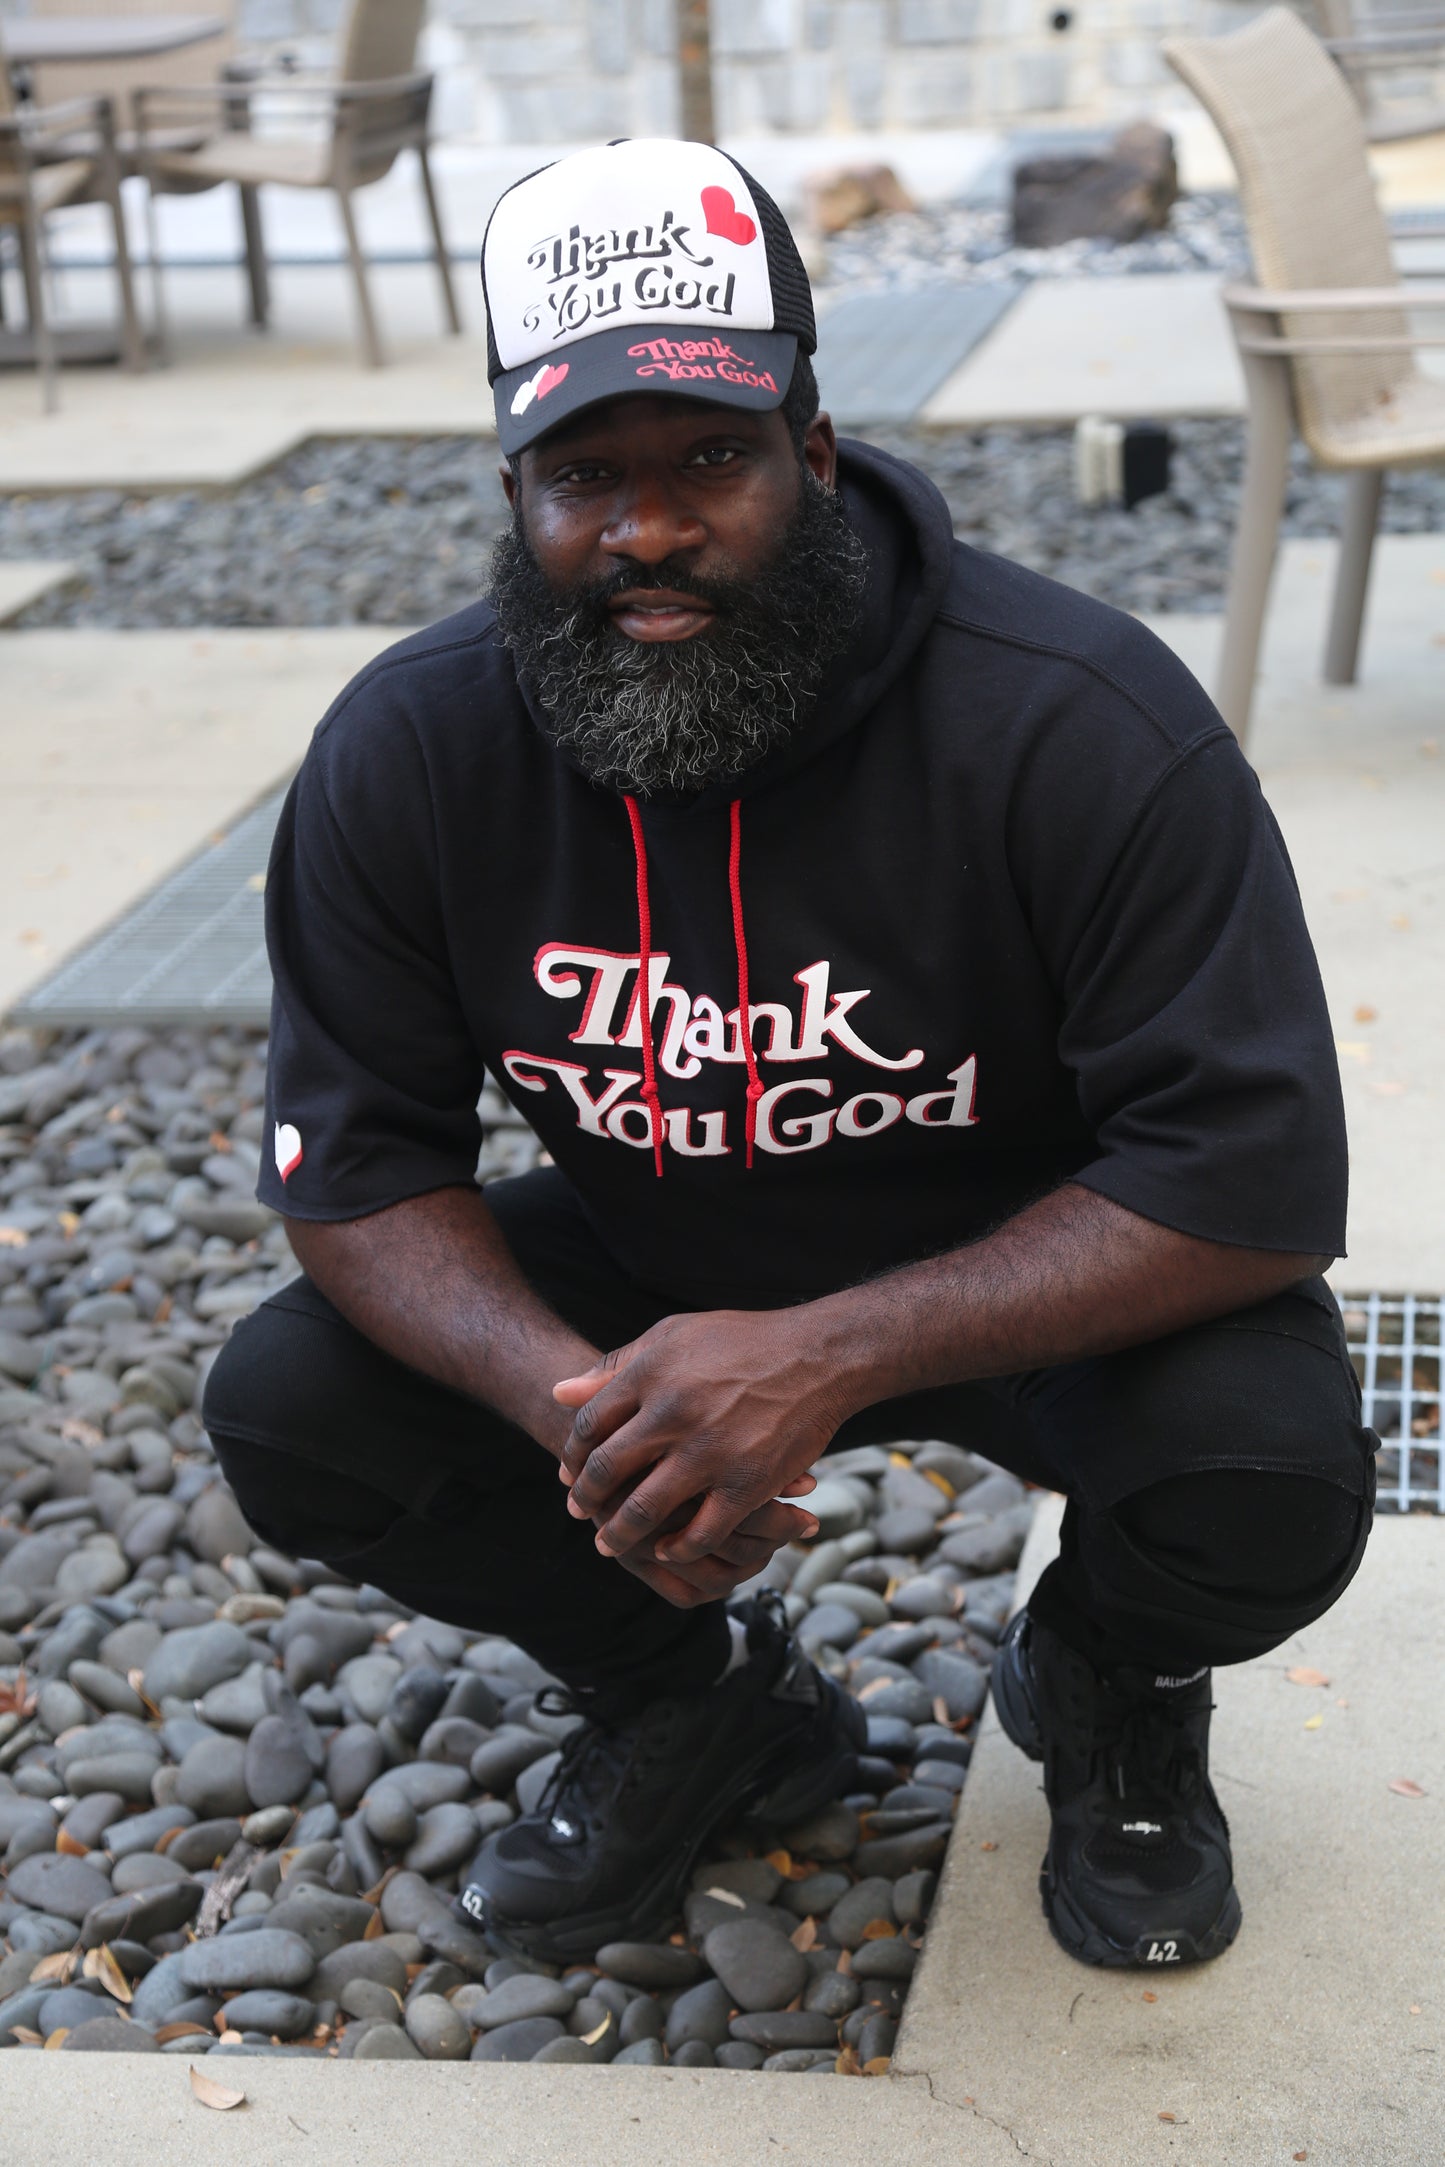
[
  {"xmin": 1041, "ymin": 1849, "xmax": 1243, "ymax": 1970},
  {"xmin": 477, "ymin": 1677, "xmax": 866, "ymax": 1965}
]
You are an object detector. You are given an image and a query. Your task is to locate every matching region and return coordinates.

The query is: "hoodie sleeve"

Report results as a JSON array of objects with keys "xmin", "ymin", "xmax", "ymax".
[
  {"xmin": 255, "ymin": 721, "xmax": 486, "ymax": 1223},
  {"xmin": 1049, "ymin": 731, "xmax": 1348, "ymax": 1256}
]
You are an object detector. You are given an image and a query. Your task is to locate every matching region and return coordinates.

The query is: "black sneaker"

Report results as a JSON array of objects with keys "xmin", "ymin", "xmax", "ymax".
[
  {"xmin": 458, "ymin": 1594, "xmax": 866, "ymax": 1963},
  {"xmin": 991, "ymin": 1608, "xmax": 1241, "ymax": 1969}
]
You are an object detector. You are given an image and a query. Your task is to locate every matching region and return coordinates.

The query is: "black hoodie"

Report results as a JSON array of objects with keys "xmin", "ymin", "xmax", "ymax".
[{"xmin": 257, "ymin": 441, "xmax": 1347, "ymax": 1307}]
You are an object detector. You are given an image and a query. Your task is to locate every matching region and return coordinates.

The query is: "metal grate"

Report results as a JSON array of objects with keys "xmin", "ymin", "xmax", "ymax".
[
  {"xmin": 815, "ymin": 283, "xmax": 1020, "ymax": 426},
  {"xmin": 10, "ymin": 787, "xmax": 284, "ymax": 1029},
  {"xmin": 1342, "ymin": 1293, "xmax": 1444, "ymax": 1513}
]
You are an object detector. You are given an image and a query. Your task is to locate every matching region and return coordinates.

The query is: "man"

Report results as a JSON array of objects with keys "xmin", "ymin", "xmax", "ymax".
[{"xmin": 203, "ymin": 137, "xmax": 1374, "ymax": 1975}]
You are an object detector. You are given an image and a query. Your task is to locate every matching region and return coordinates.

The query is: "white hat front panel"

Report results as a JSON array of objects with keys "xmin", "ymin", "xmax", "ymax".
[{"xmin": 485, "ymin": 139, "xmax": 775, "ymax": 373}]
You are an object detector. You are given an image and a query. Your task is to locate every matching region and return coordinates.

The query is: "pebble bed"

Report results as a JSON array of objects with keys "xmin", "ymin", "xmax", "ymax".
[
  {"xmin": 0, "ymin": 1023, "xmax": 1034, "ymax": 2075},
  {"xmin": 5, "ymin": 193, "xmax": 1444, "ymax": 629}
]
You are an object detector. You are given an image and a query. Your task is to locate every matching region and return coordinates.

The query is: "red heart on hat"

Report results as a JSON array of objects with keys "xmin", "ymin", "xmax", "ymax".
[
  {"xmin": 536, "ymin": 362, "xmax": 569, "ymax": 401},
  {"xmin": 701, "ymin": 186, "xmax": 756, "ymax": 247}
]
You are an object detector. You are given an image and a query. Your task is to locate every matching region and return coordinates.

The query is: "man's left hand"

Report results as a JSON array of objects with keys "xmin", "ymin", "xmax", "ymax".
[{"xmin": 554, "ymin": 1310, "xmax": 845, "ymax": 1566}]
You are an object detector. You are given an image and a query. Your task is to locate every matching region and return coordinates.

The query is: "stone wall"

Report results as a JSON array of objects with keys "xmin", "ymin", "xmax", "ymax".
[{"xmin": 228, "ymin": 0, "xmax": 1265, "ymax": 143}]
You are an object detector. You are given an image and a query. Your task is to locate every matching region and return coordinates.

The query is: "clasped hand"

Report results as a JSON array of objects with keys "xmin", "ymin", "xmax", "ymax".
[{"xmin": 551, "ymin": 1310, "xmax": 845, "ymax": 1610}]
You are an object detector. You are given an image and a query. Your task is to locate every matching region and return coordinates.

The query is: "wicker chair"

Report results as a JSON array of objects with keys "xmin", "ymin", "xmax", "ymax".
[
  {"xmin": 1311, "ymin": 0, "xmax": 1445, "ymax": 144},
  {"xmin": 0, "ymin": 70, "xmax": 142, "ymax": 412},
  {"xmin": 1163, "ymin": 7, "xmax": 1445, "ymax": 743},
  {"xmin": 132, "ymin": 0, "xmax": 459, "ymax": 367}
]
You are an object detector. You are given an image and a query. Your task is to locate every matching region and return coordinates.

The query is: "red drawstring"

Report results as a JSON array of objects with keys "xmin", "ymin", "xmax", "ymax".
[
  {"xmin": 622, "ymin": 795, "xmax": 760, "ymax": 1174},
  {"xmin": 623, "ymin": 794, "xmax": 665, "ymax": 1179},
  {"xmin": 729, "ymin": 797, "xmax": 764, "ymax": 1169}
]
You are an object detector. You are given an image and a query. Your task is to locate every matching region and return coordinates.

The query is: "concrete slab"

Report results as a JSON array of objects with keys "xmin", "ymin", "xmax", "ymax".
[
  {"xmin": 1139, "ymin": 534, "xmax": 1445, "ymax": 1293},
  {"xmin": 921, "ymin": 274, "xmax": 1245, "ymax": 425},
  {"xmin": 0, "ymin": 561, "xmax": 76, "ymax": 623},
  {"xmin": 0, "ymin": 262, "xmax": 494, "ymax": 492},
  {"xmin": 0, "ymin": 2053, "xmax": 1013, "ymax": 2167},
  {"xmin": 0, "ymin": 626, "xmax": 404, "ymax": 1019},
  {"xmin": 898, "ymin": 1497, "xmax": 1445, "ymax": 2167}
]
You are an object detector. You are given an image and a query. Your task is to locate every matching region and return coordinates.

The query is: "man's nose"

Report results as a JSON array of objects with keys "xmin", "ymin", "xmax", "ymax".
[{"xmin": 599, "ymin": 476, "xmax": 706, "ymax": 564}]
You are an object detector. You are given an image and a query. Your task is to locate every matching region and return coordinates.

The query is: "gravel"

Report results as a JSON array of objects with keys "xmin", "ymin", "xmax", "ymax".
[
  {"xmin": 0, "ymin": 1021, "xmax": 1040, "ymax": 2076},
  {"xmin": 5, "ymin": 197, "xmax": 1443, "ymax": 632}
]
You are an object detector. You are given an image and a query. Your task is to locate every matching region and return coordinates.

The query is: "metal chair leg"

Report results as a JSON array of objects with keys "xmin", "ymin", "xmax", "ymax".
[
  {"xmin": 238, "ymin": 182, "xmax": 270, "ymax": 327},
  {"xmin": 1215, "ymin": 345, "xmax": 1294, "ymax": 748},
  {"xmin": 335, "ymin": 181, "xmax": 383, "ymax": 367},
  {"xmin": 417, "ymin": 141, "xmax": 461, "ymax": 335},
  {"xmin": 1323, "ymin": 467, "xmax": 1384, "ymax": 686},
  {"xmin": 19, "ymin": 199, "xmax": 58, "ymax": 415},
  {"xmin": 99, "ymin": 144, "xmax": 145, "ymax": 371},
  {"xmin": 141, "ymin": 168, "xmax": 169, "ymax": 361}
]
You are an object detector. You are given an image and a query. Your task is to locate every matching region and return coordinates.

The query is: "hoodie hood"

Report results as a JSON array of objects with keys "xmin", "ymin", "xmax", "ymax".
[{"xmin": 512, "ymin": 435, "xmax": 956, "ymax": 814}]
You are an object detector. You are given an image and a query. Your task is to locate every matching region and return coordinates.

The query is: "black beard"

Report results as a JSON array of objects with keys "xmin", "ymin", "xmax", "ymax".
[{"xmin": 488, "ymin": 473, "xmax": 869, "ymax": 799}]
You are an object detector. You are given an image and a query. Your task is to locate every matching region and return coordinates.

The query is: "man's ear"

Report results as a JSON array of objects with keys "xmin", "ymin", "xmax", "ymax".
[
  {"xmin": 501, "ymin": 461, "xmax": 518, "ymax": 510},
  {"xmin": 804, "ymin": 412, "xmax": 839, "ymax": 491}
]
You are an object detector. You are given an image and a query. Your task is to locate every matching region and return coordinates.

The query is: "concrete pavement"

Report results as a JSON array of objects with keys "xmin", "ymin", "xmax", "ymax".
[
  {"xmin": 896, "ymin": 1498, "xmax": 1445, "ymax": 2167},
  {"xmin": 0, "ymin": 625, "xmax": 405, "ymax": 1017},
  {"xmin": 1142, "ymin": 534, "xmax": 1445, "ymax": 1293}
]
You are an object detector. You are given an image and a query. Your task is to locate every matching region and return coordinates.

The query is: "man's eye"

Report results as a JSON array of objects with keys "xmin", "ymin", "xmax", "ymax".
[
  {"xmin": 554, "ymin": 463, "xmax": 609, "ymax": 485},
  {"xmin": 688, "ymin": 446, "xmax": 740, "ymax": 468}
]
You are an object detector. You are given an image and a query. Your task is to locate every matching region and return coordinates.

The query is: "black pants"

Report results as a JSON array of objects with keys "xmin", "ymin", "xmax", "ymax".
[{"xmin": 202, "ymin": 1168, "xmax": 1376, "ymax": 1717}]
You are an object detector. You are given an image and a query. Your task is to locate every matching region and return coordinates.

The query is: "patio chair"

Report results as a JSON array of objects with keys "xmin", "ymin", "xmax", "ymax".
[
  {"xmin": 1162, "ymin": 7, "xmax": 1445, "ymax": 743},
  {"xmin": 0, "ymin": 74, "xmax": 142, "ymax": 412},
  {"xmin": 132, "ymin": 0, "xmax": 460, "ymax": 368},
  {"xmin": 1310, "ymin": 0, "xmax": 1445, "ymax": 144}
]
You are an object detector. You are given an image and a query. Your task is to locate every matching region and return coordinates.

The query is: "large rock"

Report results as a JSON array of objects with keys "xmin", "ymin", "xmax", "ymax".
[
  {"xmin": 177, "ymin": 1928, "xmax": 317, "ymax": 1994},
  {"xmin": 1012, "ymin": 122, "xmax": 1178, "ymax": 249},
  {"xmin": 6, "ymin": 1853, "xmax": 112, "ymax": 1924}
]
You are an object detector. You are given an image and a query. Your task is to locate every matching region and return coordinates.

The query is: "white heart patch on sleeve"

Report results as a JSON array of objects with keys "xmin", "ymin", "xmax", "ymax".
[{"xmin": 274, "ymin": 1122, "xmax": 303, "ymax": 1182}]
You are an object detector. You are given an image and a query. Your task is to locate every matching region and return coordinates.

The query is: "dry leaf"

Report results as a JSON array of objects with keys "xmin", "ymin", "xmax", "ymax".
[
  {"xmin": 1303, "ymin": 1715, "xmax": 1324, "ymax": 1731},
  {"xmin": 1286, "ymin": 1667, "xmax": 1330, "ymax": 1688},
  {"xmin": 1353, "ymin": 1005, "xmax": 1377, "ymax": 1024},
  {"xmin": 57, "ymin": 1211, "xmax": 80, "ymax": 1236},
  {"xmin": 55, "ymin": 1829, "xmax": 88, "ymax": 1859},
  {"xmin": 835, "ymin": 2046, "xmax": 862, "ymax": 2077},
  {"xmin": 0, "ymin": 1226, "xmax": 30, "ymax": 1248},
  {"xmin": 1141, "ymin": 1991, "xmax": 1158, "ymax": 2004},
  {"xmin": 217, "ymin": 2029, "xmax": 243, "ymax": 2046},
  {"xmin": 836, "ymin": 1947, "xmax": 853, "ymax": 1977},
  {"xmin": 1294, "ymin": 2153, "xmax": 1308, "ymax": 2161},
  {"xmin": 384, "ymin": 1620, "xmax": 409, "ymax": 1642},
  {"xmin": 856, "ymin": 1677, "xmax": 893, "ymax": 1703},
  {"xmin": 921, "ymin": 1468, "xmax": 955, "ymax": 1500},
  {"xmin": 860, "ymin": 1919, "xmax": 896, "ymax": 1941},
  {"xmin": 1158, "ymin": 2111, "xmax": 1177, "ymax": 2123},
  {"xmin": 705, "ymin": 1886, "xmax": 747, "ymax": 1909},
  {"xmin": 933, "ymin": 1696, "xmax": 951, "ymax": 1727},
  {"xmin": 31, "ymin": 1951, "xmax": 77, "ymax": 1985},
  {"xmin": 863, "ymin": 2055, "xmax": 891, "ymax": 2076},
  {"xmin": 10, "ymin": 2029, "xmax": 42, "ymax": 2047},
  {"xmin": 1410, "ymin": 2005, "xmax": 1422, "ymax": 2015},
  {"xmin": 363, "ymin": 1909, "xmax": 385, "ymax": 1939},
  {"xmin": 579, "ymin": 2015, "xmax": 612, "ymax": 2046},
  {"xmin": 765, "ymin": 1848, "xmax": 793, "ymax": 1877},
  {"xmin": 0, "ymin": 1670, "xmax": 35, "ymax": 1720},
  {"xmin": 789, "ymin": 1916, "xmax": 818, "ymax": 1953},
  {"xmin": 43, "ymin": 2029, "xmax": 70, "ymax": 2051},
  {"xmin": 190, "ymin": 2068, "xmax": 246, "ymax": 2110},
  {"xmin": 85, "ymin": 1944, "xmax": 132, "ymax": 2003},
  {"xmin": 888, "ymin": 1451, "xmax": 912, "ymax": 1468},
  {"xmin": 1389, "ymin": 1778, "xmax": 1426, "ymax": 1798},
  {"xmin": 980, "ymin": 1840, "xmax": 998, "ymax": 1852},
  {"xmin": 155, "ymin": 2023, "xmax": 211, "ymax": 2044}
]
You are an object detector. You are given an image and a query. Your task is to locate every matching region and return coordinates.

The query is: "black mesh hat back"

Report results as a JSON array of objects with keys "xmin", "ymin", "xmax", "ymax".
[{"xmin": 482, "ymin": 143, "xmax": 816, "ymax": 385}]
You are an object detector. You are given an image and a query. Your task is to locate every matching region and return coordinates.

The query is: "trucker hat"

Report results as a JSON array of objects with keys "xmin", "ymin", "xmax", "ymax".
[{"xmin": 482, "ymin": 137, "xmax": 817, "ymax": 455}]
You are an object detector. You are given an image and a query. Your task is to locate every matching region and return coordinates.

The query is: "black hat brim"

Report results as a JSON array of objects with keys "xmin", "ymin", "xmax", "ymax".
[{"xmin": 495, "ymin": 324, "xmax": 799, "ymax": 455}]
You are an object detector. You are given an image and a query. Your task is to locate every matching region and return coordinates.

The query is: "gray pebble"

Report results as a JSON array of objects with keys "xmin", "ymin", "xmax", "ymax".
[
  {"xmin": 664, "ymin": 1978, "xmax": 734, "ymax": 2052},
  {"xmin": 351, "ymin": 2021, "xmax": 421, "ymax": 2059},
  {"xmin": 827, "ymin": 1877, "xmax": 898, "ymax": 1949},
  {"xmin": 730, "ymin": 2010, "xmax": 839, "ymax": 2051},
  {"xmin": 143, "ymin": 1622, "xmax": 251, "ymax": 1703},
  {"xmin": 178, "ymin": 1928, "xmax": 317, "ymax": 1993},
  {"xmin": 671, "ymin": 2040, "xmax": 716, "ymax": 2067},
  {"xmin": 851, "ymin": 1937, "xmax": 917, "ymax": 1981},
  {"xmin": 404, "ymin": 1991, "xmax": 471, "ymax": 2060},
  {"xmin": 244, "ymin": 1712, "xmax": 316, "ymax": 1808},
  {"xmin": 473, "ymin": 1973, "xmax": 575, "ymax": 2029},
  {"xmin": 175, "ymin": 1733, "xmax": 252, "ymax": 1819},
  {"xmin": 613, "ymin": 2037, "xmax": 666, "ymax": 2065},
  {"xmin": 782, "ymin": 1802, "xmax": 860, "ymax": 1861},
  {"xmin": 854, "ymin": 1824, "xmax": 953, "ymax": 1878},
  {"xmin": 597, "ymin": 1940, "xmax": 703, "ymax": 1991},
  {"xmin": 60, "ymin": 2015, "xmax": 161, "ymax": 2053},
  {"xmin": 5, "ymin": 1853, "xmax": 112, "ymax": 1923},
  {"xmin": 404, "ymin": 1801, "xmax": 478, "ymax": 1878},
  {"xmin": 219, "ymin": 1990, "xmax": 315, "ymax": 2038},
  {"xmin": 469, "ymin": 2015, "xmax": 567, "ymax": 2061},
  {"xmin": 702, "ymin": 1919, "xmax": 808, "ymax": 2014}
]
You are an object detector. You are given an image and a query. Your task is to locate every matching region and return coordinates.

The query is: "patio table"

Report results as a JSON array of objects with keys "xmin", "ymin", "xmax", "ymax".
[{"xmin": 1, "ymin": 15, "xmax": 225, "ymax": 67}]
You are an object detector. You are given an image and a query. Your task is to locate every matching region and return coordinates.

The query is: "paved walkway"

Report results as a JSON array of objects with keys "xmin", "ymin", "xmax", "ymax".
[{"xmin": 0, "ymin": 625, "xmax": 402, "ymax": 1017}]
